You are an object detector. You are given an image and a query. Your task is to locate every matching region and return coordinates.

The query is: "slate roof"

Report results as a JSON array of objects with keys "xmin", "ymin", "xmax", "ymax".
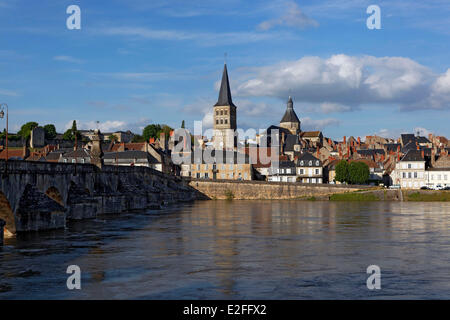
[
  {"xmin": 104, "ymin": 151, "xmax": 160, "ymax": 164},
  {"xmin": 401, "ymin": 134, "xmax": 416, "ymax": 146},
  {"xmin": 384, "ymin": 143, "xmax": 401, "ymax": 152},
  {"xmin": 356, "ymin": 149, "xmax": 385, "ymax": 156},
  {"xmin": 400, "ymin": 150, "xmax": 424, "ymax": 162},
  {"xmin": 283, "ymin": 134, "xmax": 299, "ymax": 152},
  {"xmin": 214, "ymin": 64, "xmax": 236, "ymax": 108},
  {"xmin": 62, "ymin": 149, "xmax": 91, "ymax": 159},
  {"xmin": 280, "ymin": 96, "xmax": 300, "ymax": 123},
  {"xmin": 295, "ymin": 152, "xmax": 321, "ymax": 167},
  {"xmin": 301, "ymin": 131, "xmax": 321, "ymax": 138}
]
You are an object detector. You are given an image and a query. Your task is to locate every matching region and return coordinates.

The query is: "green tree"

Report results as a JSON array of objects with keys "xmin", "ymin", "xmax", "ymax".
[
  {"xmin": 18, "ymin": 122, "xmax": 39, "ymax": 140},
  {"xmin": 62, "ymin": 129, "xmax": 73, "ymax": 141},
  {"xmin": 108, "ymin": 134, "xmax": 118, "ymax": 142},
  {"xmin": 161, "ymin": 124, "xmax": 173, "ymax": 138},
  {"xmin": 43, "ymin": 124, "xmax": 57, "ymax": 140},
  {"xmin": 335, "ymin": 160, "xmax": 349, "ymax": 183},
  {"xmin": 348, "ymin": 162, "xmax": 370, "ymax": 185},
  {"xmin": 142, "ymin": 124, "xmax": 162, "ymax": 141}
]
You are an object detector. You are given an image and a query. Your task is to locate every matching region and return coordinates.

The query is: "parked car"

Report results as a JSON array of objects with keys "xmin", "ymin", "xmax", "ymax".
[
  {"xmin": 420, "ymin": 186, "xmax": 429, "ymax": 190},
  {"xmin": 389, "ymin": 185, "xmax": 401, "ymax": 189},
  {"xmin": 444, "ymin": 186, "xmax": 450, "ymax": 190}
]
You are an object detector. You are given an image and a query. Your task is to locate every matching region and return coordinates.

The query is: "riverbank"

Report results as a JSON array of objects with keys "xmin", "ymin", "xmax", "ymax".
[{"xmin": 320, "ymin": 189, "xmax": 450, "ymax": 201}]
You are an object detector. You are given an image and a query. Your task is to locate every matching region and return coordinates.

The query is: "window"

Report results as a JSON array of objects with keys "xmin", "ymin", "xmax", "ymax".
[
  {"xmin": 244, "ymin": 172, "xmax": 248, "ymax": 179},
  {"xmin": 286, "ymin": 169, "xmax": 291, "ymax": 174},
  {"xmin": 408, "ymin": 172, "xmax": 411, "ymax": 178},
  {"xmin": 64, "ymin": 159, "xmax": 68, "ymax": 163},
  {"xmin": 81, "ymin": 159, "xmax": 85, "ymax": 164},
  {"xmin": 300, "ymin": 169, "xmax": 304, "ymax": 175},
  {"xmin": 300, "ymin": 161, "xmax": 304, "ymax": 166},
  {"xmin": 438, "ymin": 175, "xmax": 442, "ymax": 180},
  {"xmin": 220, "ymin": 119, "xmax": 223, "ymax": 124},
  {"xmin": 224, "ymin": 110, "xmax": 228, "ymax": 115},
  {"xmin": 316, "ymin": 161, "xmax": 320, "ymax": 166},
  {"xmin": 445, "ymin": 175, "xmax": 448, "ymax": 180},
  {"xmin": 216, "ymin": 111, "xmax": 219, "ymax": 115},
  {"xmin": 402, "ymin": 172, "xmax": 406, "ymax": 178},
  {"xmin": 196, "ymin": 173, "xmax": 200, "ymax": 178},
  {"xmin": 205, "ymin": 173, "xmax": 209, "ymax": 178},
  {"xmin": 414, "ymin": 172, "xmax": 417, "ymax": 178},
  {"xmin": 315, "ymin": 169, "xmax": 319, "ymax": 175},
  {"xmin": 216, "ymin": 120, "xmax": 219, "ymax": 124},
  {"xmin": 72, "ymin": 159, "xmax": 76, "ymax": 163},
  {"xmin": 220, "ymin": 110, "xmax": 223, "ymax": 115},
  {"xmin": 408, "ymin": 163, "xmax": 412, "ymax": 169},
  {"xmin": 205, "ymin": 164, "xmax": 208, "ymax": 170},
  {"xmin": 309, "ymin": 161, "xmax": 312, "ymax": 166},
  {"xmin": 224, "ymin": 119, "xmax": 228, "ymax": 124}
]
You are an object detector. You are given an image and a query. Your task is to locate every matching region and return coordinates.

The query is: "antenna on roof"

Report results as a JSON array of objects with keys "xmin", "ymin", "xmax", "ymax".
[{"xmin": 96, "ymin": 121, "xmax": 100, "ymax": 130}]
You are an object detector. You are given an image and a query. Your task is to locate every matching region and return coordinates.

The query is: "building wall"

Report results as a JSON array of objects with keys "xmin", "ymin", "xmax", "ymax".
[
  {"xmin": 394, "ymin": 161, "xmax": 426, "ymax": 189},
  {"xmin": 189, "ymin": 163, "xmax": 252, "ymax": 181}
]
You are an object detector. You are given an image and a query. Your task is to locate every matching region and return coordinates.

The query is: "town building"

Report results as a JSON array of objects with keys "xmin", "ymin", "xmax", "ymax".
[{"xmin": 295, "ymin": 152, "xmax": 323, "ymax": 183}]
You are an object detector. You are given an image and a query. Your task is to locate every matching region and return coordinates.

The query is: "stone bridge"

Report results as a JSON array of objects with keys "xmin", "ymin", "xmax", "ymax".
[{"xmin": 0, "ymin": 160, "xmax": 200, "ymax": 235}]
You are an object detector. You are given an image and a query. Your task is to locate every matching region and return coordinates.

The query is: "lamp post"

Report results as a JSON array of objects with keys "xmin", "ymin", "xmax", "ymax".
[{"xmin": 0, "ymin": 103, "xmax": 8, "ymax": 167}]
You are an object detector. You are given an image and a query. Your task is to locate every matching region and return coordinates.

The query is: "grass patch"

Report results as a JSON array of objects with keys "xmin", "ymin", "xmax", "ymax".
[
  {"xmin": 407, "ymin": 191, "xmax": 450, "ymax": 202},
  {"xmin": 330, "ymin": 192, "xmax": 379, "ymax": 201},
  {"xmin": 225, "ymin": 189, "xmax": 234, "ymax": 201},
  {"xmin": 306, "ymin": 196, "xmax": 317, "ymax": 201}
]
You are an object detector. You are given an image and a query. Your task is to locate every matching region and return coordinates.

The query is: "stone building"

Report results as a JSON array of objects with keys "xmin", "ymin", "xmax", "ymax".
[
  {"xmin": 295, "ymin": 152, "xmax": 323, "ymax": 183},
  {"xmin": 213, "ymin": 64, "xmax": 237, "ymax": 151}
]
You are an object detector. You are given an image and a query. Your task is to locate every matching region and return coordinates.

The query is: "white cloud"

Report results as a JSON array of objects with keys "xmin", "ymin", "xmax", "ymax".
[
  {"xmin": 319, "ymin": 102, "xmax": 353, "ymax": 113},
  {"xmin": 96, "ymin": 26, "xmax": 291, "ymax": 46},
  {"xmin": 0, "ymin": 89, "xmax": 19, "ymax": 97},
  {"xmin": 301, "ymin": 117, "xmax": 340, "ymax": 131},
  {"xmin": 236, "ymin": 54, "xmax": 450, "ymax": 111},
  {"xmin": 258, "ymin": 1, "xmax": 319, "ymax": 30},
  {"xmin": 64, "ymin": 118, "xmax": 151, "ymax": 134},
  {"xmin": 53, "ymin": 55, "xmax": 84, "ymax": 64}
]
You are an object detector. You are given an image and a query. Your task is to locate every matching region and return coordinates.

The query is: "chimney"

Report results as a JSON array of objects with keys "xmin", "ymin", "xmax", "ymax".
[
  {"xmin": 357, "ymin": 137, "xmax": 361, "ymax": 145},
  {"xmin": 343, "ymin": 136, "xmax": 346, "ymax": 145},
  {"xmin": 338, "ymin": 145, "xmax": 342, "ymax": 158},
  {"xmin": 397, "ymin": 145, "xmax": 400, "ymax": 152},
  {"xmin": 421, "ymin": 150, "xmax": 424, "ymax": 159},
  {"xmin": 316, "ymin": 146, "xmax": 320, "ymax": 157},
  {"xmin": 431, "ymin": 149, "xmax": 436, "ymax": 167}
]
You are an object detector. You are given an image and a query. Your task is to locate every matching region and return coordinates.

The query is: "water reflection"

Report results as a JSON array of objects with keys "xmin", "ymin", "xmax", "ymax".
[{"xmin": 1, "ymin": 201, "xmax": 450, "ymax": 299}]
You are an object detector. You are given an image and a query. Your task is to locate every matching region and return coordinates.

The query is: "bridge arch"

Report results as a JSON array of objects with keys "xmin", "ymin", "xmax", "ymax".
[
  {"xmin": 45, "ymin": 187, "xmax": 64, "ymax": 206},
  {"xmin": 0, "ymin": 191, "xmax": 16, "ymax": 235}
]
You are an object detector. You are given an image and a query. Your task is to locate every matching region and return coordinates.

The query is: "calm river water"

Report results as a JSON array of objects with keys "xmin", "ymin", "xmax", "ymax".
[{"xmin": 1, "ymin": 200, "xmax": 450, "ymax": 299}]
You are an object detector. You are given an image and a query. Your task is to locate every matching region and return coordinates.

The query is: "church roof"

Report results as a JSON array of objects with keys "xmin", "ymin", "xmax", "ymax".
[
  {"xmin": 280, "ymin": 96, "xmax": 300, "ymax": 123},
  {"xmin": 214, "ymin": 64, "xmax": 236, "ymax": 108}
]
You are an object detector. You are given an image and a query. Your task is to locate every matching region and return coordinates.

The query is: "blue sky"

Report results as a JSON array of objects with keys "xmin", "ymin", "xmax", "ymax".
[{"xmin": 0, "ymin": 0, "xmax": 449, "ymax": 140}]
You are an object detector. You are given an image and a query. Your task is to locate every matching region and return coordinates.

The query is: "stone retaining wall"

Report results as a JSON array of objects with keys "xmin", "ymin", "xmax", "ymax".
[{"xmin": 187, "ymin": 179, "xmax": 368, "ymax": 200}]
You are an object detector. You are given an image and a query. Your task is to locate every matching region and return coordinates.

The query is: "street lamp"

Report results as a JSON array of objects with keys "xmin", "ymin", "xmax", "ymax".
[{"xmin": 0, "ymin": 103, "xmax": 8, "ymax": 166}]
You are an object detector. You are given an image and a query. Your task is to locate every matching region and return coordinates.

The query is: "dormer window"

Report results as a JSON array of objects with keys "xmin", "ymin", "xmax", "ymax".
[
  {"xmin": 300, "ymin": 161, "xmax": 304, "ymax": 166},
  {"xmin": 316, "ymin": 161, "xmax": 319, "ymax": 166},
  {"xmin": 309, "ymin": 161, "xmax": 312, "ymax": 166}
]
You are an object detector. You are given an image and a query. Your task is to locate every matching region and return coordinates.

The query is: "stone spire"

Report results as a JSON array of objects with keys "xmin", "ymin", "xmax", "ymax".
[
  {"xmin": 280, "ymin": 96, "xmax": 300, "ymax": 123},
  {"xmin": 214, "ymin": 64, "xmax": 236, "ymax": 108}
]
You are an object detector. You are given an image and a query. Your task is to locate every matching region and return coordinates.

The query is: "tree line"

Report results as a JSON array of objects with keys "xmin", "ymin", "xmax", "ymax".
[{"xmin": 335, "ymin": 160, "xmax": 370, "ymax": 184}]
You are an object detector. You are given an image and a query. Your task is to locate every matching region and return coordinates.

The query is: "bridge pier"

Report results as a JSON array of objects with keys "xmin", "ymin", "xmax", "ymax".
[{"xmin": 0, "ymin": 218, "xmax": 5, "ymax": 245}]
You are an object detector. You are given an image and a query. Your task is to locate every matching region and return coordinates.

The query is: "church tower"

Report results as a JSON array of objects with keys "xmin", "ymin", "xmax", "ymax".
[
  {"xmin": 213, "ymin": 64, "xmax": 237, "ymax": 150},
  {"xmin": 279, "ymin": 96, "xmax": 301, "ymax": 135}
]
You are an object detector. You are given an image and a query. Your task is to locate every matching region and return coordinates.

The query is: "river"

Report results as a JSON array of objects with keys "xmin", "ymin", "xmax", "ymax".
[{"xmin": 1, "ymin": 200, "xmax": 450, "ymax": 299}]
